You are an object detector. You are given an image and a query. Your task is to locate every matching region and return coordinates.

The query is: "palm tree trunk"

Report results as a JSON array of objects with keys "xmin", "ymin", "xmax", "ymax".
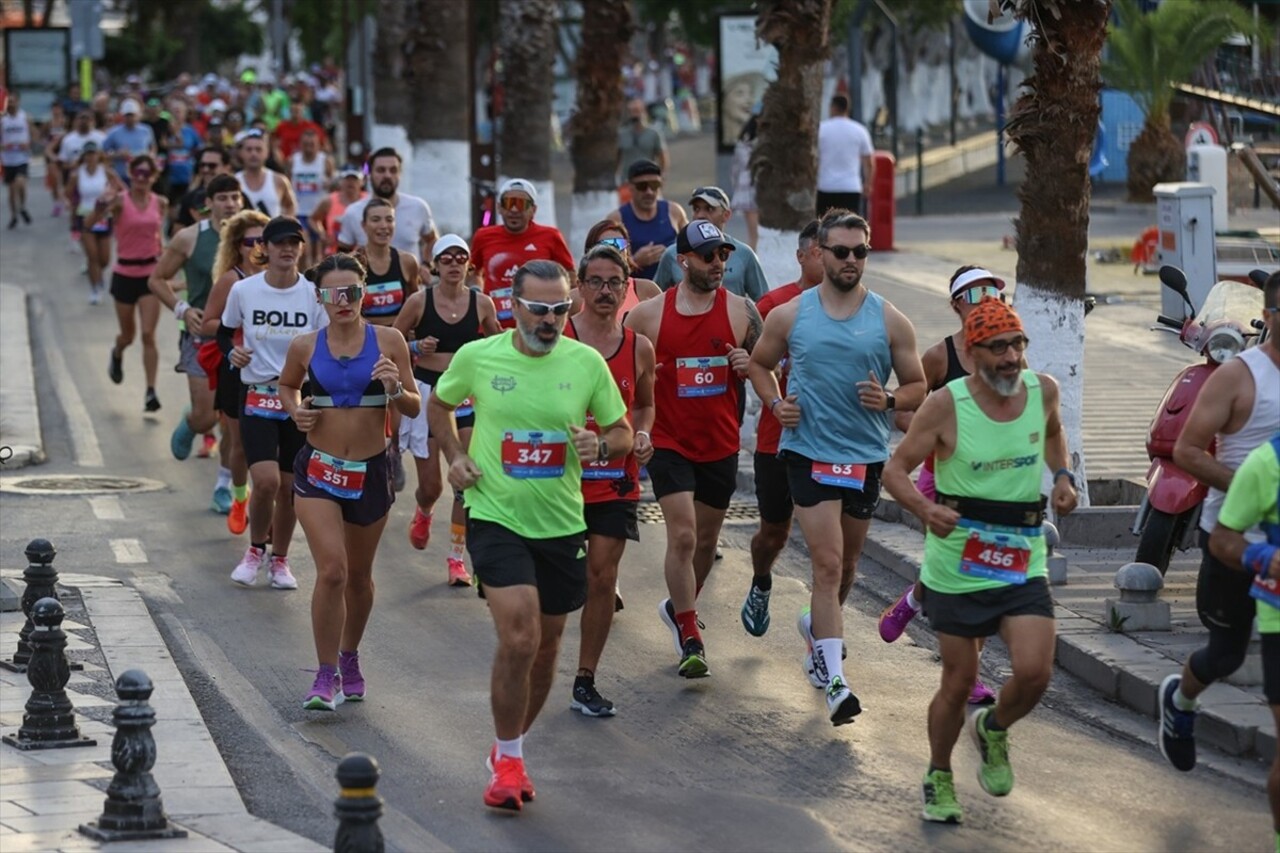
[
  {"xmin": 569, "ymin": 0, "xmax": 633, "ymax": 254},
  {"xmin": 1006, "ymin": 0, "xmax": 1113, "ymax": 507},
  {"xmin": 499, "ymin": 0, "xmax": 561, "ymax": 228},
  {"xmin": 753, "ymin": 0, "xmax": 833, "ymax": 288}
]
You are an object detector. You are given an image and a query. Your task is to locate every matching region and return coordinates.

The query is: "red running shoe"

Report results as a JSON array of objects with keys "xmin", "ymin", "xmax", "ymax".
[
  {"xmin": 487, "ymin": 745, "xmax": 535, "ymax": 803},
  {"xmin": 409, "ymin": 508, "xmax": 432, "ymax": 550},
  {"xmin": 484, "ymin": 754, "xmax": 533, "ymax": 811}
]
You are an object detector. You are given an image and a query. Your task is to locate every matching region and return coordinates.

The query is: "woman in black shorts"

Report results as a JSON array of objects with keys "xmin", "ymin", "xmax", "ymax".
[{"xmin": 280, "ymin": 254, "xmax": 419, "ymax": 711}]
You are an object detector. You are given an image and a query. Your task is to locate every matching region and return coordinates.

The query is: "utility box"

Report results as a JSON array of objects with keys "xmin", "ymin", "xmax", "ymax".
[
  {"xmin": 1154, "ymin": 182, "xmax": 1217, "ymax": 318},
  {"xmin": 1186, "ymin": 145, "xmax": 1229, "ymax": 233},
  {"xmin": 869, "ymin": 151, "xmax": 895, "ymax": 252}
]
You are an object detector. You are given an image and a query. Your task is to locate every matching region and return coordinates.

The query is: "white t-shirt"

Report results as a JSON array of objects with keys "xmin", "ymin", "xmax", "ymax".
[
  {"xmin": 58, "ymin": 129, "xmax": 107, "ymax": 165},
  {"xmin": 337, "ymin": 193, "xmax": 435, "ymax": 257},
  {"xmin": 221, "ymin": 271, "xmax": 329, "ymax": 384},
  {"xmin": 816, "ymin": 116, "xmax": 875, "ymax": 194}
]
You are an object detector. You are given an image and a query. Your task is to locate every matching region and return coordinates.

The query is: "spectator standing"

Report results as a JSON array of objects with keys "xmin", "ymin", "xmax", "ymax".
[{"xmin": 816, "ymin": 94, "xmax": 874, "ymax": 217}]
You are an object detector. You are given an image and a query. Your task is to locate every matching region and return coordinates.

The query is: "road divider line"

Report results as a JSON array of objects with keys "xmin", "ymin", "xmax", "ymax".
[
  {"xmin": 88, "ymin": 496, "xmax": 124, "ymax": 520},
  {"xmin": 109, "ymin": 538, "xmax": 147, "ymax": 564},
  {"xmin": 32, "ymin": 298, "xmax": 103, "ymax": 467}
]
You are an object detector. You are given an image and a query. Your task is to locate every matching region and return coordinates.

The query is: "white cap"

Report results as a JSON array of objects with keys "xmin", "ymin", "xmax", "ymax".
[
  {"xmin": 498, "ymin": 178, "xmax": 538, "ymax": 206},
  {"xmin": 949, "ymin": 267, "xmax": 1006, "ymax": 299},
  {"xmin": 184, "ymin": 84, "xmax": 201, "ymax": 98},
  {"xmin": 206, "ymin": 98, "xmax": 227, "ymax": 114},
  {"xmin": 431, "ymin": 233, "xmax": 470, "ymax": 260},
  {"xmin": 120, "ymin": 99, "xmax": 142, "ymax": 116}
]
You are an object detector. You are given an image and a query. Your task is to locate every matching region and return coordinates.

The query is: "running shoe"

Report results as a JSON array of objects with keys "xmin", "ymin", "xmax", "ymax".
[
  {"xmin": 614, "ymin": 583, "xmax": 624, "ymax": 612},
  {"xmin": 144, "ymin": 388, "xmax": 161, "ymax": 413},
  {"xmin": 486, "ymin": 745, "xmax": 535, "ymax": 802},
  {"xmin": 740, "ymin": 584, "xmax": 771, "ymax": 637},
  {"xmin": 227, "ymin": 497, "xmax": 249, "ymax": 535},
  {"xmin": 658, "ymin": 598, "xmax": 682, "ymax": 657},
  {"xmin": 268, "ymin": 554, "xmax": 298, "ymax": 590},
  {"xmin": 1158, "ymin": 673, "xmax": 1198, "ymax": 772},
  {"xmin": 970, "ymin": 707, "xmax": 1013, "ymax": 796},
  {"xmin": 197, "ymin": 433, "xmax": 217, "ymax": 458},
  {"xmin": 878, "ymin": 584, "xmax": 919, "ymax": 643},
  {"xmin": 570, "ymin": 681, "xmax": 616, "ymax": 717},
  {"xmin": 230, "ymin": 545, "xmax": 266, "ymax": 586},
  {"xmin": 170, "ymin": 410, "xmax": 197, "ymax": 460},
  {"xmin": 211, "ymin": 484, "xmax": 232, "ymax": 514},
  {"xmin": 19, "ymin": 209, "xmax": 30, "ymax": 224},
  {"xmin": 408, "ymin": 507, "xmax": 432, "ymax": 550},
  {"xmin": 447, "ymin": 557, "xmax": 471, "ymax": 587},
  {"xmin": 484, "ymin": 754, "xmax": 531, "ymax": 811},
  {"xmin": 302, "ymin": 667, "xmax": 344, "ymax": 711},
  {"xmin": 968, "ymin": 679, "xmax": 997, "ymax": 706},
  {"xmin": 678, "ymin": 637, "xmax": 709, "ymax": 678},
  {"xmin": 108, "ymin": 347, "xmax": 123, "ymax": 384},
  {"xmin": 88, "ymin": 283, "xmax": 102, "ymax": 305},
  {"xmin": 921, "ymin": 768, "xmax": 964, "ymax": 824},
  {"xmin": 338, "ymin": 651, "xmax": 365, "ymax": 701},
  {"xmin": 798, "ymin": 607, "xmax": 825, "ymax": 689},
  {"xmin": 826, "ymin": 676, "xmax": 862, "ymax": 726}
]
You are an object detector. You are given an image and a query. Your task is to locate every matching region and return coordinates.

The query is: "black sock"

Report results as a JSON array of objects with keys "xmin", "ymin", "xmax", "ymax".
[
  {"xmin": 753, "ymin": 574, "xmax": 772, "ymax": 592},
  {"xmin": 251, "ymin": 542, "xmax": 266, "ymax": 551},
  {"xmin": 928, "ymin": 764, "xmax": 950, "ymax": 775}
]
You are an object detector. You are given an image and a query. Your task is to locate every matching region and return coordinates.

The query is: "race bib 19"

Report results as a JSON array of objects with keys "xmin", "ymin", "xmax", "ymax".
[
  {"xmin": 245, "ymin": 384, "xmax": 288, "ymax": 420},
  {"xmin": 306, "ymin": 450, "xmax": 367, "ymax": 499},
  {"xmin": 811, "ymin": 461, "xmax": 866, "ymax": 489},
  {"xmin": 1251, "ymin": 577, "xmax": 1280, "ymax": 610},
  {"xmin": 675, "ymin": 356, "xmax": 728, "ymax": 398},
  {"xmin": 501, "ymin": 430, "xmax": 567, "ymax": 478},
  {"xmin": 958, "ymin": 523, "xmax": 1032, "ymax": 585},
  {"xmin": 491, "ymin": 287, "xmax": 514, "ymax": 322},
  {"xmin": 362, "ymin": 281, "xmax": 404, "ymax": 316}
]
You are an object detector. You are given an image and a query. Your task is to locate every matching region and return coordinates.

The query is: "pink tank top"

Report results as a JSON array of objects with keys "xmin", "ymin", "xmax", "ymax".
[{"xmin": 116, "ymin": 192, "xmax": 162, "ymax": 277}]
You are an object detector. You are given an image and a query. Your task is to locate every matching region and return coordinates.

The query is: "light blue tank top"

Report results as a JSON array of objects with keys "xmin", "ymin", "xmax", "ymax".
[{"xmin": 779, "ymin": 286, "xmax": 892, "ymax": 463}]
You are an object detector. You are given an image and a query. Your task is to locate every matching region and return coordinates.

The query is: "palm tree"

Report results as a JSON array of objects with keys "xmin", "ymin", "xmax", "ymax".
[
  {"xmin": 1103, "ymin": 0, "xmax": 1261, "ymax": 202},
  {"xmin": 1003, "ymin": 0, "xmax": 1114, "ymax": 506},
  {"xmin": 569, "ymin": 0, "xmax": 634, "ymax": 253},
  {"xmin": 499, "ymin": 0, "xmax": 561, "ymax": 227},
  {"xmin": 752, "ymin": 0, "xmax": 835, "ymax": 287}
]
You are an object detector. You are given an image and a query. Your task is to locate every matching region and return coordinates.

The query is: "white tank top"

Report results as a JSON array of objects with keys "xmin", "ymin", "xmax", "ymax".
[
  {"xmin": 1, "ymin": 109, "xmax": 31, "ymax": 167},
  {"xmin": 237, "ymin": 168, "xmax": 282, "ymax": 217},
  {"xmin": 75, "ymin": 164, "xmax": 109, "ymax": 215},
  {"xmin": 289, "ymin": 152, "xmax": 324, "ymax": 215},
  {"xmin": 1201, "ymin": 345, "xmax": 1280, "ymax": 535}
]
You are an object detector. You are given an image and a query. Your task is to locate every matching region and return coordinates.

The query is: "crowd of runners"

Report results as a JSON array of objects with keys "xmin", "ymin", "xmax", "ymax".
[{"xmin": 4, "ymin": 81, "xmax": 1277, "ymax": 839}]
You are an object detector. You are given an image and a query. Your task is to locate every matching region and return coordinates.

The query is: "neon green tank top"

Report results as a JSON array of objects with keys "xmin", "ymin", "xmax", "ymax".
[{"xmin": 922, "ymin": 370, "xmax": 1047, "ymax": 594}]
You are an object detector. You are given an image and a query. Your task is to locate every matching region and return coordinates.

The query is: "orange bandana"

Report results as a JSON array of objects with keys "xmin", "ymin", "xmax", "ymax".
[{"xmin": 964, "ymin": 296, "xmax": 1024, "ymax": 347}]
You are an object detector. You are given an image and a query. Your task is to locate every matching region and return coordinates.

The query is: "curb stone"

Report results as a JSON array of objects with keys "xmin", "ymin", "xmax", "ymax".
[{"xmin": 0, "ymin": 285, "xmax": 45, "ymax": 469}]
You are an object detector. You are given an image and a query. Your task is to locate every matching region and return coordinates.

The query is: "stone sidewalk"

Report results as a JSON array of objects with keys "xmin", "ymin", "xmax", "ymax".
[{"xmin": 0, "ymin": 573, "xmax": 328, "ymax": 853}]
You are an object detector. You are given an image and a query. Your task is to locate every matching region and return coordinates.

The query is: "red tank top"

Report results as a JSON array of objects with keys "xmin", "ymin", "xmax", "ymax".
[
  {"xmin": 566, "ymin": 319, "xmax": 641, "ymax": 503},
  {"xmin": 652, "ymin": 287, "xmax": 740, "ymax": 462},
  {"xmin": 619, "ymin": 276, "xmax": 642, "ymax": 318}
]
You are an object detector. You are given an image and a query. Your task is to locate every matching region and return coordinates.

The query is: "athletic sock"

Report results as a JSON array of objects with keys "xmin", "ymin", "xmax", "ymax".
[
  {"xmin": 232, "ymin": 483, "xmax": 248, "ymax": 501},
  {"xmin": 251, "ymin": 541, "xmax": 266, "ymax": 552},
  {"xmin": 815, "ymin": 638, "xmax": 844, "ymax": 684},
  {"xmin": 216, "ymin": 466, "xmax": 232, "ymax": 489},
  {"xmin": 1173, "ymin": 687, "xmax": 1198, "ymax": 711},
  {"xmin": 675, "ymin": 610, "xmax": 701, "ymax": 645},
  {"xmin": 496, "ymin": 736, "xmax": 523, "ymax": 760},
  {"xmin": 449, "ymin": 523, "xmax": 466, "ymax": 561},
  {"xmin": 928, "ymin": 764, "xmax": 951, "ymax": 775},
  {"xmin": 983, "ymin": 709, "xmax": 1006, "ymax": 732},
  {"xmin": 905, "ymin": 587, "xmax": 922, "ymax": 611},
  {"xmin": 753, "ymin": 574, "xmax": 772, "ymax": 592},
  {"xmin": 270, "ymin": 551, "xmax": 286, "ymax": 560}
]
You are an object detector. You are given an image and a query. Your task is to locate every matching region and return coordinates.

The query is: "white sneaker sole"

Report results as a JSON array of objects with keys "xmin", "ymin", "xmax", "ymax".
[{"xmin": 657, "ymin": 598, "xmax": 682, "ymax": 657}]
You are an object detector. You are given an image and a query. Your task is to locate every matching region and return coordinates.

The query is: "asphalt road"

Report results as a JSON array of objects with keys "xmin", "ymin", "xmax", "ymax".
[{"xmin": 0, "ymin": 208, "xmax": 1269, "ymax": 851}]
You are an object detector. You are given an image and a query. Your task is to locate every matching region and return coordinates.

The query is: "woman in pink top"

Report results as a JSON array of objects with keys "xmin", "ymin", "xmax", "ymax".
[{"xmin": 90, "ymin": 154, "xmax": 168, "ymax": 412}]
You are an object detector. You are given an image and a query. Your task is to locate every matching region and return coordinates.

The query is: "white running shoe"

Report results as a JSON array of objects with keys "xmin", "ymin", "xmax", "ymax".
[
  {"xmin": 231, "ymin": 546, "xmax": 266, "ymax": 586},
  {"xmin": 268, "ymin": 554, "xmax": 298, "ymax": 590}
]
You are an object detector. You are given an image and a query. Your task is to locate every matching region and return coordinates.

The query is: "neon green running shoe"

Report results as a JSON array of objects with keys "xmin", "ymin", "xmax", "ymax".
[
  {"xmin": 921, "ymin": 768, "xmax": 963, "ymax": 824},
  {"xmin": 970, "ymin": 707, "xmax": 1013, "ymax": 796}
]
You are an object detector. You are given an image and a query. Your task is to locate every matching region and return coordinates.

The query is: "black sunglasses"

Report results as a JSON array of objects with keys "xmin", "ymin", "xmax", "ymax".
[{"xmin": 821, "ymin": 243, "xmax": 871, "ymax": 261}]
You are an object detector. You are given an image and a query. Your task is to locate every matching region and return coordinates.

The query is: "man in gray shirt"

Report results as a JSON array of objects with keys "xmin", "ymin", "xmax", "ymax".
[
  {"xmin": 617, "ymin": 99, "xmax": 667, "ymax": 179},
  {"xmin": 653, "ymin": 186, "xmax": 768, "ymax": 301}
]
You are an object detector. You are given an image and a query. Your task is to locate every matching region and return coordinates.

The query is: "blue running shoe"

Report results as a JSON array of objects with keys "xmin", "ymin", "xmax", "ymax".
[
  {"xmin": 211, "ymin": 484, "xmax": 232, "ymax": 514},
  {"xmin": 170, "ymin": 409, "xmax": 197, "ymax": 460}
]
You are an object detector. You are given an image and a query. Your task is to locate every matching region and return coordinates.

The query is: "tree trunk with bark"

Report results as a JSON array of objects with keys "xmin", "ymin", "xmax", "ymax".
[
  {"xmin": 752, "ymin": 0, "xmax": 834, "ymax": 289},
  {"xmin": 1005, "ymin": 0, "xmax": 1114, "ymax": 507},
  {"xmin": 1126, "ymin": 115, "xmax": 1185, "ymax": 203},
  {"xmin": 569, "ymin": 0, "xmax": 633, "ymax": 254},
  {"xmin": 499, "ymin": 0, "xmax": 560, "ymax": 227}
]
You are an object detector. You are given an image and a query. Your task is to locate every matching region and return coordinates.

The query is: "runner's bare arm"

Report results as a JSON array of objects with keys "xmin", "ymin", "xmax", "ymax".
[
  {"xmin": 595, "ymin": 417, "xmax": 634, "ymax": 461},
  {"xmin": 884, "ymin": 303, "xmax": 927, "ymax": 412},
  {"xmin": 277, "ymin": 175, "xmax": 297, "ymax": 218},
  {"xmin": 426, "ymin": 392, "xmax": 463, "ymax": 461},
  {"xmin": 393, "ymin": 291, "xmax": 425, "ymax": 340},
  {"xmin": 374, "ymin": 326, "xmax": 421, "ymax": 418},
  {"xmin": 279, "ymin": 333, "xmax": 319, "ymax": 430},
  {"xmin": 477, "ymin": 294, "xmax": 503, "ymax": 336},
  {"xmin": 742, "ymin": 298, "xmax": 763, "ymax": 352},
  {"xmin": 884, "ymin": 390, "xmax": 959, "ymax": 534},
  {"xmin": 148, "ymin": 226, "xmax": 195, "ymax": 312},
  {"xmin": 632, "ymin": 333, "xmax": 657, "ymax": 435},
  {"xmin": 1173, "ymin": 359, "xmax": 1248, "ymax": 493},
  {"xmin": 622, "ymin": 295, "xmax": 659, "ymax": 341},
  {"xmin": 747, "ymin": 303, "xmax": 793, "ymax": 404},
  {"xmin": 1039, "ymin": 373, "xmax": 1078, "ymax": 516},
  {"xmin": 402, "ymin": 254, "xmax": 421, "ymax": 295},
  {"xmin": 669, "ymin": 202, "xmax": 688, "ymax": 232},
  {"xmin": 201, "ymin": 270, "xmax": 239, "ymax": 337}
]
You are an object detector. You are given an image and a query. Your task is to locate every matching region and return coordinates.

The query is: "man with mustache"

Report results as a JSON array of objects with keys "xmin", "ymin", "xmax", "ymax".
[
  {"xmin": 336, "ymin": 147, "xmax": 437, "ymax": 261},
  {"xmin": 882, "ymin": 296, "xmax": 1078, "ymax": 824},
  {"xmin": 749, "ymin": 208, "xmax": 926, "ymax": 725}
]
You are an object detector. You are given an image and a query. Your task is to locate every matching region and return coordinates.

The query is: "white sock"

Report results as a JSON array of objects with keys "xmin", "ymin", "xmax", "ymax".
[
  {"xmin": 496, "ymin": 736, "xmax": 523, "ymax": 760},
  {"xmin": 905, "ymin": 587, "xmax": 922, "ymax": 612},
  {"xmin": 1173, "ymin": 686, "xmax": 1197, "ymax": 711},
  {"xmin": 216, "ymin": 467, "xmax": 232, "ymax": 489},
  {"xmin": 815, "ymin": 638, "xmax": 845, "ymax": 685}
]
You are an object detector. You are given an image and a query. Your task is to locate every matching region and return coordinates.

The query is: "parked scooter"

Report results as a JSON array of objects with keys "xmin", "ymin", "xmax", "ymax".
[{"xmin": 1131, "ymin": 265, "xmax": 1266, "ymax": 574}]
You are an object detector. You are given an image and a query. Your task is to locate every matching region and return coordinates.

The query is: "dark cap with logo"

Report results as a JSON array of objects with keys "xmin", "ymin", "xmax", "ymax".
[
  {"xmin": 262, "ymin": 216, "xmax": 307, "ymax": 244},
  {"xmin": 676, "ymin": 220, "xmax": 735, "ymax": 256},
  {"xmin": 626, "ymin": 159, "xmax": 662, "ymax": 181}
]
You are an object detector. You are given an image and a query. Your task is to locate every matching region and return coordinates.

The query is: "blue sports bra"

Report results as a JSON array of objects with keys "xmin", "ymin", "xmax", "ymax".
[{"xmin": 307, "ymin": 325, "xmax": 387, "ymax": 408}]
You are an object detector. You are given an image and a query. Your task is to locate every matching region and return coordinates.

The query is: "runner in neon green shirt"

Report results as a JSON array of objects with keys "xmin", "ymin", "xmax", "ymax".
[{"xmin": 427, "ymin": 259, "xmax": 631, "ymax": 813}]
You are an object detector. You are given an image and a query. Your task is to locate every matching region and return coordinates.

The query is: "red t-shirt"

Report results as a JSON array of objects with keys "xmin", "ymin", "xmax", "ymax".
[
  {"xmin": 754, "ymin": 282, "xmax": 803, "ymax": 455},
  {"xmin": 274, "ymin": 120, "xmax": 327, "ymax": 160},
  {"xmin": 470, "ymin": 221, "xmax": 574, "ymax": 328}
]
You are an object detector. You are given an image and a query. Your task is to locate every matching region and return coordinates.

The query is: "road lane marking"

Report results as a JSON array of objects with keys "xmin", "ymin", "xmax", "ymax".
[
  {"xmin": 109, "ymin": 538, "xmax": 147, "ymax": 564},
  {"xmin": 32, "ymin": 299, "xmax": 103, "ymax": 467},
  {"xmin": 88, "ymin": 496, "xmax": 124, "ymax": 520}
]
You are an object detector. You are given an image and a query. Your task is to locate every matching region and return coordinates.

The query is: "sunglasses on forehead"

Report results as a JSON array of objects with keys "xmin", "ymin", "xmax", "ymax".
[
  {"xmin": 318, "ymin": 284, "xmax": 364, "ymax": 305},
  {"xmin": 597, "ymin": 236, "xmax": 628, "ymax": 253},
  {"xmin": 516, "ymin": 297, "xmax": 572, "ymax": 316},
  {"xmin": 821, "ymin": 243, "xmax": 870, "ymax": 261}
]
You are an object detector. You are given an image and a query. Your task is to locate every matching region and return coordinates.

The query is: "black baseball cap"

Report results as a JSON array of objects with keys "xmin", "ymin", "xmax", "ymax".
[
  {"xmin": 262, "ymin": 216, "xmax": 306, "ymax": 244},
  {"xmin": 676, "ymin": 220, "xmax": 734, "ymax": 256},
  {"xmin": 627, "ymin": 159, "xmax": 662, "ymax": 181}
]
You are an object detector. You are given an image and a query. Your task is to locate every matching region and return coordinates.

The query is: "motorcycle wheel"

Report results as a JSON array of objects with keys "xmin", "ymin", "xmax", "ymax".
[{"xmin": 1134, "ymin": 508, "xmax": 1192, "ymax": 576}]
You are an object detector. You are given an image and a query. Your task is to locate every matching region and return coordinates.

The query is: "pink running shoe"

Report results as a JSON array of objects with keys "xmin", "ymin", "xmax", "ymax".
[
  {"xmin": 878, "ymin": 585, "xmax": 920, "ymax": 643},
  {"xmin": 968, "ymin": 679, "xmax": 997, "ymax": 705},
  {"xmin": 448, "ymin": 557, "xmax": 472, "ymax": 587},
  {"xmin": 268, "ymin": 554, "xmax": 298, "ymax": 590}
]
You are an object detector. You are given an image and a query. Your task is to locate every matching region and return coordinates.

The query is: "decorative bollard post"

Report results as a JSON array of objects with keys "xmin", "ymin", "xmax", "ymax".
[
  {"xmin": 2, "ymin": 598, "xmax": 96, "ymax": 750},
  {"xmin": 1, "ymin": 538, "xmax": 59, "ymax": 672},
  {"xmin": 334, "ymin": 753, "xmax": 384, "ymax": 853},
  {"xmin": 1106, "ymin": 562, "xmax": 1171, "ymax": 632},
  {"xmin": 79, "ymin": 670, "xmax": 187, "ymax": 841},
  {"xmin": 1044, "ymin": 521, "xmax": 1069, "ymax": 586}
]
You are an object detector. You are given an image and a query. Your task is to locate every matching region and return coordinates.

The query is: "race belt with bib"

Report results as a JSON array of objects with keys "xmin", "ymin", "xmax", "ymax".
[
  {"xmin": 363, "ymin": 281, "xmax": 404, "ymax": 316},
  {"xmin": 306, "ymin": 449, "xmax": 367, "ymax": 499},
  {"xmin": 810, "ymin": 461, "xmax": 866, "ymax": 489},
  {"xmin": 956, "ymin": 519, "xmax": 1038, "ymax": 585},
  {"xmin": 245, "ymin": 383, "xmax": 288, "ymax": 419}
]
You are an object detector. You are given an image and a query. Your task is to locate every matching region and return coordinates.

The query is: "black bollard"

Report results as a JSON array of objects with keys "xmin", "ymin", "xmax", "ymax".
[
  {"xmin": 334, "ymin": 753, "xmax": 385, "ymax": 853},
  {"xmin": 79, "ymin": 669, "xmax": 188, "ymax": 841},
  {"xmin": 2, "ymin": 597, "xmax": 96, "ymax": 750},
  {"xmin": 1, "ymin": 538, "xmax": 58, "ymax": 672}
]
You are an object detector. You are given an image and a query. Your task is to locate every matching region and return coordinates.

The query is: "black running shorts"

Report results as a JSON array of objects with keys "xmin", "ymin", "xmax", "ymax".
[{"xmin": 467, "ymin": 519, "xmax": 587, "ymax": 615}]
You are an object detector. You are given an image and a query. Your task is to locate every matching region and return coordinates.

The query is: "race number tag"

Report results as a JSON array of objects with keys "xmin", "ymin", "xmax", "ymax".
[
  {"xmin": 501, "ymin": 430, "xmax": 567, "ymax": 478},
  {"xmin": 811, "ymin": 461, "xmax": 866, "ymax": 489},
  {"xmin": 456, "ymin": 396, "xmax": 475, "ymax": 418},
  {"xmin": 1250, "ymin": 577, "xmax": 1280, "ymax": 610},
  {"xmin": 362, "ymin": 281, "xmax": 404, "ymax": 316},
  {"xmin": 306, "ymin": 450, "xmax": 367, "ymax": 499},
  {"xmin": 491, "ymin": 287, "xmax": 514, "ymax": 323},
  {"xmin": 959, "ymin": 524, "xmax": 1032, "ymax": 584},
  {"xmin": 582, "ymin": 456, "xmax": 625, "ymax": 480},
  {"xmin": 245, "ymin": 384, "xmax": 288, "ymax": 420},
  {"xmin": 675, "ymin": 356, "xmax": 729, "ymax": 398}
]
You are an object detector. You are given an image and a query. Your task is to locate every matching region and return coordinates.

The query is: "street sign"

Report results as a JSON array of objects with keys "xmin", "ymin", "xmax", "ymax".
[
  {"xmin": 1184, "ymin": 121, "xmax": 1218, "ymax": 149},
  {"xmin": 69, "ymin": 0, "xmax": 104, "ymax": 61}
]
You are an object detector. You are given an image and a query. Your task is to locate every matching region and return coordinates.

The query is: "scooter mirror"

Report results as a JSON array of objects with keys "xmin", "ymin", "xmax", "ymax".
[
  {"xmin": 1248, "ymin": 269, "xmax": 1269, "ymax": 288},
  {"xmin": 1158, "ymin": 265, "xmax": 1189, "ymax": 296}
]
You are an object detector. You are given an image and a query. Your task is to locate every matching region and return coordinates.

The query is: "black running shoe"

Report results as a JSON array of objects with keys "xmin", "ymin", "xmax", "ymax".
[
  {"xmin": 678, "ymin": 637, "xmax": 709, "ymax": 679},
  {"xmin": 144, "ymin": 388, "xmax": 161, "ymax": 412},
  {"xmin": 108, "ymin": 348, "xmax": 123, "ymax": 384},
  {"xmin": 20, "ymin": 209, "xmax": 31, "ymax": 224},
  {"xmin": 570, "ymin": 681, "xmax": 616, "ymax": 717},
  {"xmin": 1158, "ymin": 674, "xmax": 1197, "ymax": 772}
]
